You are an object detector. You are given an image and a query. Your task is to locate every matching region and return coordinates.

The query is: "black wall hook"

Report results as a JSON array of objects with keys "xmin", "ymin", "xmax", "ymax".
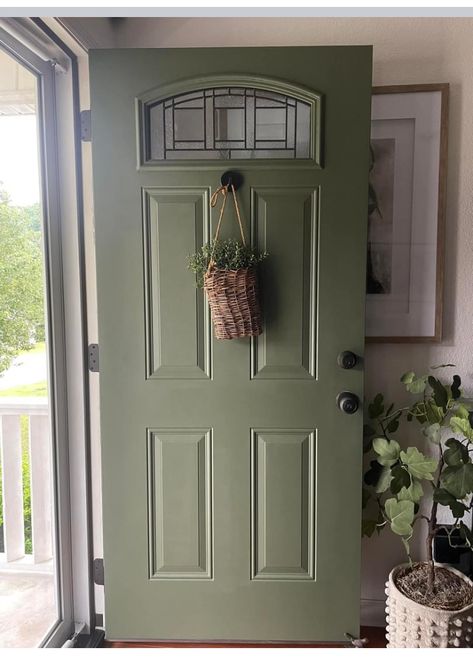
[{"xmin": 221, "ymin": 170, "xmax": 244, "ymax": 191}]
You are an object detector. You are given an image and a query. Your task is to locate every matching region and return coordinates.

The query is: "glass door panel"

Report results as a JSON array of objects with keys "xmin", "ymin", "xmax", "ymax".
[{"xmin": 0, "ymin": 45, "xmax": 58, "ymax": 648}]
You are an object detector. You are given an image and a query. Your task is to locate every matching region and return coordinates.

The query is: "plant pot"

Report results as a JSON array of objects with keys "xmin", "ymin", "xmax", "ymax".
[
  {"xmin": 385, "ymin": 563, "xmax": 473, "ymax": 648},
  {"xmin": 204, "ymin": 265, "xmax": 263, "ymax": 340}
]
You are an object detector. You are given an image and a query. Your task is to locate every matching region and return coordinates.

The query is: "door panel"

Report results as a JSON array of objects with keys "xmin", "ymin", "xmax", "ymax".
[
  {"xmin": 147, "ymin": 428, "xmax": 212, "ymax": 579},
  {"xmin": 143, "ymin": 187, "xmax": 211, "ymax": 379},
  {"xmin": 90, "ymin": 46, "xmax": 372, "ymax": 642},
  {"xmin": 251, "ymin": 187, "xmax": 318, "ymax": 379},
  {"xmin": 251, "ymin": 429, "xmax": 315, "ymax": 580}
]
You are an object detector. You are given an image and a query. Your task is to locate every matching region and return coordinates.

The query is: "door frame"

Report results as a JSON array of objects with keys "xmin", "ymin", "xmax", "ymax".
[{"xmin": 0, "ymin": 20, "xmax": 95, "ymax": 646}]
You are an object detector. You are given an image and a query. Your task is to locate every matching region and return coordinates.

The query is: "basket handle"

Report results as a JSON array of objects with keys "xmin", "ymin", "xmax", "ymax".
[{"xmin": 210, "ymin": 183, "xmax": 247, "ymax": 247}]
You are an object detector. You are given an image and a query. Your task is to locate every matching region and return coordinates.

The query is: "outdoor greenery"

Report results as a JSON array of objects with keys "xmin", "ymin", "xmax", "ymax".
[
  {"xmin": 0, "ymin": 187, "xmax": 44, "ymax": 375},
  {"xmin": 0, "ymin": 185, "xmax": 45, "ymax": 555},
  {"xmin": 0, "ymin": 380, "xmax": 47, "ymax": 397},
  {"xmin": 363, "ymin": 368, "xmax": 473, "ymax": 590},
  {"xmin": 188, "ymin": 238, "xmax": 268, "ymax": 288}
]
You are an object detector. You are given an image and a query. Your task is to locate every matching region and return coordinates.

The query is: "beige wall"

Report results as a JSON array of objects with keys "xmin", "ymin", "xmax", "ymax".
[{"xmin": 71, "ymin": 17, "xmax": 473, "ymax": 623}]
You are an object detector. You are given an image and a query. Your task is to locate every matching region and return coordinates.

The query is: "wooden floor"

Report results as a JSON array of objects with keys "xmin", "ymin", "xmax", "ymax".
[{"xmin": 104, "ymin": 627, "xmax": 386, "ymax": 648}]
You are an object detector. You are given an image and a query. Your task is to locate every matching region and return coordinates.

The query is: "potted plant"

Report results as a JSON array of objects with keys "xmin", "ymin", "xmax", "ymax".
[
  {"xmin": 363, "ymin": 368, "xmax": 473, "ymax": 648},
  {"xmin": 188, "ymin": 237, "xmax": 268, "ymax": 340}
]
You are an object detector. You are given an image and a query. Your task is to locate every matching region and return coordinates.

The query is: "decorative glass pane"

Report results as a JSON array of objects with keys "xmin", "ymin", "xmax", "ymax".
[{"xmin": 147, "ymin": 86, "xmax": 312, "ymax": 161}]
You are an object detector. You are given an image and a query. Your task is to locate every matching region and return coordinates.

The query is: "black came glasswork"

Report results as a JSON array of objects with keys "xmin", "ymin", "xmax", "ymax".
[{"xmin": 147, "ymin": 87, "xmax": 311, "ymax": 161}]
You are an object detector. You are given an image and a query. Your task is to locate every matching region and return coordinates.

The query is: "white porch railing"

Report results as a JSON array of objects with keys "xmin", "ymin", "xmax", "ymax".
[{"xmin": 0, "ymin": 398, "xmax": 53, "ymax": 565}]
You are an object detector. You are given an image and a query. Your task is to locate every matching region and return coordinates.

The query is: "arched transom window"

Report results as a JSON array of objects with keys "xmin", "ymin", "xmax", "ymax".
[{"xmin": 145, "ymin": 86, "xmax": 313, "ymax": 161}]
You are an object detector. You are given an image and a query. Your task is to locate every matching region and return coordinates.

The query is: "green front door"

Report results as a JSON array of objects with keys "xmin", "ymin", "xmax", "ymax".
[{"xmin": 90, "ymin": 46, "xmax": 372, "ymax": 642}]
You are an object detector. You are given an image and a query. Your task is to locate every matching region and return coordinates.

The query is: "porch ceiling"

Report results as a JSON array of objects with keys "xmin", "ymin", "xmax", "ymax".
[{"xmin": 0, "ymin": 48, "xmax": 35, "ymax": 115}]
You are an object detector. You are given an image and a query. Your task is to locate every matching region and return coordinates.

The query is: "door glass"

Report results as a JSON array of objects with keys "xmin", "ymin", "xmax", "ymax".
[
  {"xmin": 148, "ymin": 86, "xmax": 311, "ymax": 160},
  {"xmin": 0, "ymin": 47, "xmax": 58, "ymax": 647}
]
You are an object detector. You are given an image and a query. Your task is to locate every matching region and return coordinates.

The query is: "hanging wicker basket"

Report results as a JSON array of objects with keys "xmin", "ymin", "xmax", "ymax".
[
  {"xmin": 204, "ymin": 265, "xmax": 262, "ymax": 340},
  {"xmin": 205, "ymin": 183, "xmax": 263, "ymax": 340}
]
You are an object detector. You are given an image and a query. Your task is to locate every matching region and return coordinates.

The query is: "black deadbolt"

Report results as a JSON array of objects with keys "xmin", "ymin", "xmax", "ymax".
[
  {"xmin": 336, "ymin": 391, "xmax": 360, "ymax": 415},
  {"xmin": 337, "ymin": 351, "xmax": 358, "ymax": 370}
]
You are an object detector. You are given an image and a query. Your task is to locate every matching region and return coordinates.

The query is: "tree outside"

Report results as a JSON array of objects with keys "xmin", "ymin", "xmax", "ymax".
[
  {"xmin": 0, "ymin": 186, "xmax": 44, "ymax": 374},
  {"xmin": 0, "ymin": 185, "xmax": 45, "ymax": 555}
]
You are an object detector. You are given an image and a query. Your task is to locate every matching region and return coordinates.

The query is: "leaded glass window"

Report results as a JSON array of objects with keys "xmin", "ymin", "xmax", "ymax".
[{"xmin": 146, "ymin": 87, "xmax": 312, "ymax": 161}]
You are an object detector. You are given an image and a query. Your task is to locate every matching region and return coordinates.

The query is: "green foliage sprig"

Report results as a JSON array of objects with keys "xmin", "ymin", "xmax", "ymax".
[
  {"xmin": 363, "ymin": 368, "xmax": 473, "ymax": 589},
  {"xmin": 187, "ymin": 238, "xmax": 268, "ymax": 288}
]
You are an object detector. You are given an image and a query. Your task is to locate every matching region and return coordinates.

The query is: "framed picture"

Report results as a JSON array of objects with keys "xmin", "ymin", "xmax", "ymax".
[{"xmin": 366, "ymin": 83, "xmax": 449, "ymax": 342}]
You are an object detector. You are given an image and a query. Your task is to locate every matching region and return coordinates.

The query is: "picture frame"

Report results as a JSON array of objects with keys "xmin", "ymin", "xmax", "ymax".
[{"xmin": 366, "ymin": 83, "xmax": 449, "ymax": 343}]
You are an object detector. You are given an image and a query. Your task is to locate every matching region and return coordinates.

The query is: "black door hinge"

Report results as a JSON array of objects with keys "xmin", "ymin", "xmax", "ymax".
[
  {"xmin": 88, "ymin": 344, "xmax": 99, "ymax": 372},
  {"xmin": 80, "ymin": 109, "xmax": 91, "ymax": 142},
  {"xmin": 93, "ymin": 558, "xmax": 104, "ymax": 585}
]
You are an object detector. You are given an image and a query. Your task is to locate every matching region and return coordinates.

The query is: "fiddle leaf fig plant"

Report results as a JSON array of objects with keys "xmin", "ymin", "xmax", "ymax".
[{"xmin": 362, "ymin": 368, "xmax": 473, "ymax": 591}]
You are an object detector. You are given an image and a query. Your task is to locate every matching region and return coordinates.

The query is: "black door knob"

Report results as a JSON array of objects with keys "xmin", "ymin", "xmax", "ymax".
[
  {"xmin": 336, "ymin": 391, "xmax": 360, "ymax": 414},
  {"xmin": 337, "ymin": 351, "xmax": 358, "ymax": 370}
]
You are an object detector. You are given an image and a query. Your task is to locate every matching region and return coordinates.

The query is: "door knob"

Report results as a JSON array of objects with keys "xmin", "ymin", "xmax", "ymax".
[
  {"xmin": 337, "ymin": 351, "xmax": 358, "ymax": 370},
  {"xmin": 337, "ymin": 391, "xmax": 360, "ymax": 415}
]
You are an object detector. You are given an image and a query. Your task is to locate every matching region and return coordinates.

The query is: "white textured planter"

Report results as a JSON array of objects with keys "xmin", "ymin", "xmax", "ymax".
[{"xmin": 385, "ymin": 563, "xmax": 473, "ymax": 648}]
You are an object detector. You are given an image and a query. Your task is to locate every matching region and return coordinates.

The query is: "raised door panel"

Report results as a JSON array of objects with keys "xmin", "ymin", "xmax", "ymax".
[
  {"xmin": 251, "ymin": 188, "xmax": 319, "ymax": 379},
  {"xmin": 143, "ymin": 187, "xmax": 211, "ymax": 379},
  {"xmin": 251, "ymin": 429, "xmax": 316, "ymax": 580},
  {"xmin": 147, "ymin": 429, "xmax": 213, "ymax": 579}
]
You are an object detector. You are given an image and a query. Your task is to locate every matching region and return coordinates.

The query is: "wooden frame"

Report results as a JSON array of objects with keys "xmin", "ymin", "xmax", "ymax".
[{"xmin": 366, "ymin": 83, "xmax": 449, "ymax": 343}]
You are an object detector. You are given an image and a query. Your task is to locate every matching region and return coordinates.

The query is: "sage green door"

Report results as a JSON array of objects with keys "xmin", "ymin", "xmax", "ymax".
[{"xmin": 90, "ymin": 46, "xmax": 372, "ymax": 642}]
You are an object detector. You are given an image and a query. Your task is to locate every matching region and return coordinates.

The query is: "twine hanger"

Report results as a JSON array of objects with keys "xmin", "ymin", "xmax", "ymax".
[{"xmin": 210, "ymin": 182, "xmax": 247, "ymax": 247}]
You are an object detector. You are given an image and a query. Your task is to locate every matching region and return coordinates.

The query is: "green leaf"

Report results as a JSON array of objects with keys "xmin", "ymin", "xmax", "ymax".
[
  {"xmin": 425, "ymin": 400, "xmax": 444, "ymax": 424},
  {"xmin": 362, "ymin": 486, "xmax": 371, "ymax": 509},
  {"xmin": 364, "ymin": 460, "xmax": 382, "ymax": 486},
  {"xmin": 362, "ymin": 519, "xmax": 378, "ymax": 537},
  {"xmin": 373, "ymin": 437, "xmax": 401, "ymax": 467},
  {"xmin": 441, "ymin": 464, "xmax": 473, "ymax": 499},
  {"xmin": 428, "ymin": 376, "xmax": 448, "ymax": 410},
  {"xmin": 372, "ymin": 437, "xmax": 401, "ymax": 467},
  {"xmin": 401, "ymin": 371, "xmax": 415, "ymax": 385},
  {"xmin": 400, "ymin": 447, "xmax": 438, "ymax": 480},
  {"xmin": 384, "ymin": 498, "xmax": 415, "ymax": 537},
  {"xmin": 407, "ymin": 376, "xmax": 428, "ymax": 394},
  {"xmin": 364, "ymin": 460, "xmax": 392, "ymax": 494},
  {"xmin": 386, "ymin": 411, "xmax": 402, "ymax": 434},
  {"xmin": 375, "ymin": 466, "xmax": 392, "ymax": 493},
  {"xmin": 398, "ymin": 479, "xmax": 423, "ymax": 503},
  {"xmin": 455, "ymin": 404, "xmax": 470, "ymax": 420},
  {"xmin": 451, "ymin": 375, "xmax": 461, "ymax": 400},
  {"xmin": 390, "ymin": 465, "xmax": 411, "ymax": 494},
  {"xmin": 368, "ymin": 393, "xmax": 384, "ymax": 419},
  {"xmin": 433, "ymin": 487, "xmax": 466, "ymax": 518},
  {"xmin": 363, "ymin": 424, "xmax": 376, "ymax": 437},
  {"xmin": 443, "ymin": 438, "xmax": 469, "ymax": 467},
  {"xmin": 450, "ymin": 416, "xmax": 473, "ymax": 442},
  {"xmin": 423, "ymin": 423, "xmax": 441, "ymax": 445},
  {"xmin": 451, "ymin": 501, "xmax": 467, "ymax": 518}
]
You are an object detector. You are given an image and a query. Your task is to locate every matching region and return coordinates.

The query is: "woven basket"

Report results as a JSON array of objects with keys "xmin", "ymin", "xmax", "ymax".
[
  {"xmin": 204, "ymin": 265, "xmax": 262, "ymax": 340},
  {"xmin": 204, "ymin": 182, "xmax": 264, "ymax": 340},
  {"xmin": 386, "ymin": 563, "xmax": 473, "ymax": 648}
]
